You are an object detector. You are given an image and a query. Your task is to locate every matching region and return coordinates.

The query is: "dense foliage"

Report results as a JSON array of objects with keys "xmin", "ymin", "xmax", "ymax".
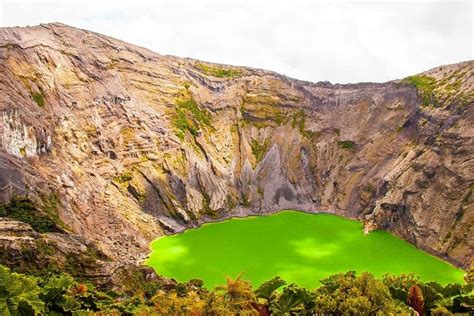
[
  {"xmin": 1, "ymin": 265, "xmax": 472, "ymax": 315},
  {"xmin": 0, "ymin": 197, "xmax": 60, "ymax": 233}
]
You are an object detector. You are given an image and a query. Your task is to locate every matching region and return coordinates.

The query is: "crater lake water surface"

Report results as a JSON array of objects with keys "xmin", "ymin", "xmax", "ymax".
[{"xmin": 146, "ymin": 211, "xmax": 465, "ymax": 288}]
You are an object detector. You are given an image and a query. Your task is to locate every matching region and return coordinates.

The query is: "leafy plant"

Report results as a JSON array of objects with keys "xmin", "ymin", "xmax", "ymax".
[
  {"xmin": 255, "ymin": 276, "xmax": 286, "ymax": 301},
  {"xmin": 407, "ymin": 285, "xmax": 425, "ymax": 315},
  {"xmin": 270, "ymin": 283, "xmax": 314, "ymax": 314},
  {"xmin": 0, "ymin": 264, "xmax": 470, "ymax": 315},
  {"xmin": 0, "ymin": 265, "xmax": 45, "ymax": 315}
]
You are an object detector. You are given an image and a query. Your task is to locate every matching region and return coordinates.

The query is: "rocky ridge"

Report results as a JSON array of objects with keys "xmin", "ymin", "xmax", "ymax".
[{"xmin": 0, "ymin": 23, "xmax": 472, "ymax": 272}]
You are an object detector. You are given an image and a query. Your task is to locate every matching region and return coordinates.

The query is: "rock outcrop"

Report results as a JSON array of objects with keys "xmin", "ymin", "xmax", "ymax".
[{"xmin": 0, "ymin": 23, "xmax": 472, "ymax": 269}]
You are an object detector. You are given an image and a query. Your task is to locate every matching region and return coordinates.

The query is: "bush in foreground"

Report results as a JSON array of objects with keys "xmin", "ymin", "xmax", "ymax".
[{"xmin": 0, "ymin": 265, "xmax": 472, "ymax": 315}]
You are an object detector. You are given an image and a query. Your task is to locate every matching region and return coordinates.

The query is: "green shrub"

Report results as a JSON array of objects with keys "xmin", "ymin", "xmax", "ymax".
[
  {"xmin": 196, "ymin": 63, "xmax": 242, "ymax": 78},
  {"xmin": 172, "ymin": 92, "xmax": 211, "ymax": 139},
  {"xmin": 338, "ymin": 140, "xmax": 355, "ymax": 150},
  {"xmin": 291, "ymin": 110, "xmax": 306, "ymax": 131},
  {"xmin": 250, "ymin": 139, "xmax": 269, "ymax": 163},
  {"xmin": 301, "ymin": 130, "xmax": 321, "ymax": 139},
  {"xmin": 0, "ymin": 265, "xmax": 45, "ymax": 315},
  {"xmin": 32, "ymin": 92, "xmax": 45, "ymax": 107},
  {"xmin": 0, "ymin": 265, "xmax": 470, "ymax": 315},
  {"xmin": 402, "ymin": 75, "xmax": 437, "ymax": 107},
  {"xmin": 176, "ymin": 97, "xmax": 210, "ymax": 126},
  {"xmin": 275, "ymin": 112, "xmax": 284, "ymax": 125},
  {"xmin": 0, "ymin": 197, "xmax": 59, "ymax": 233},
  {"xmin": 40, "ymin": 192, "xmax": 68, "ymax": 230},
  {"xmin": 314, "ymin": 272, "xmax": 398, "ymax": 314},
  {"xmin": 114, "ymin": 171, "xmax": 133, "ymax": 183}
]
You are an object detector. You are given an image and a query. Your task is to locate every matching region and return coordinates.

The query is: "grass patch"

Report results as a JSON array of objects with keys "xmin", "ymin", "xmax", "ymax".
[
  {"xmin": 0, "ymin": 197, "xmax": 60, "ymax": 233},
  {"xmin": 114, "ymin": 171, "xmax": 133, "ymax": 183},
  {"xmin": 32, "ymin": 92, "xmax": 45, "ymax": 107},
  {"xmin": 338, "ymin": 140, "xmax": 355, "ymax": 150},
  {"xmin": 172, "ymin": 92, "xmax": 211, "ymax": 139},
  {"xmin": 182, "ymin": 81, "xmax": 191, "ymax": 89},
  {"xmin": 40, "ymin": 192, "xmax": 68, "ymax": 230},
  {"xmin": 196, "ymin": 62, "xmax": 241, "ymax": 78},
  {"xmin": 176, "ymin": 97, "xmax": 210, "ymax": 126},
  {"xmin": 250, "ymin": 139, "xmax": 269, "ymax": 163},
  {"xmin": 243, "ymin": 94, "xmax": 280, "ymax": 106},
  {"xmin": 275, "ymin": 111, "xmax": 284, "ymax": 125},
  {"xmin": 401, "ymin": 73, "xmax": 471, "ymax": 108},
  {"xmin": 172, "ymin": 108, "xmax": 198, "ymax": 138},
  {"xmin": 301, "ymin": 130, "xmax": 321, "ymax": 139},
  {"xmin": 402, "ymin": 75, "xmax": 437, "ymax": 107},
  {"xmin": 291, "ymin": 110, "xmax": 306, "ymax": 131},
  {"xmin": 36, "ymin": 240, "xmax": 56, "ymax": 256},
  {"xmin": 291, "ymin": 109, "xmax": 318, "ymax": 138}
]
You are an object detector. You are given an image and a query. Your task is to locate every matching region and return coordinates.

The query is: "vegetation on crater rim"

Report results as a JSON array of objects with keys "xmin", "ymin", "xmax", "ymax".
[
  {"xmin": 338, "ymin": 140, "xmax": 355, "ymax": 150},
  {"xmin": 0, "ymin": 195, "xmax": 63, "ymax": 233},
  {"xmin": 250, "ymin": 138, "xmax": 269, "ymax": 164},
  {"xmin": 195, "ymin": 62, "xmax": 242, "ymax": 78},
  {"xmin": 32, "ymin": 91, "xmax": 45, "ymax": 107},
  {"xmin": 403, "ymin": 75, "xmax": 437, "ymax": 107},
  {"xmin": 1, "ymin": 264, "xmax": 472, "ymax": 315},
  {"xmin": 171, "ymin": 90, "xmax": 211, "ymax": 140},
  {"xmin": 403, "ymin": 68, "xmax": 473, "ymax": 108}
]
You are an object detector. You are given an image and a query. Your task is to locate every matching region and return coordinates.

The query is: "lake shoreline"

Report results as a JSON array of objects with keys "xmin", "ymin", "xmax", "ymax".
[{"xmin": 146, "ymin": 211, "xmax": 466, "ymax": 288}]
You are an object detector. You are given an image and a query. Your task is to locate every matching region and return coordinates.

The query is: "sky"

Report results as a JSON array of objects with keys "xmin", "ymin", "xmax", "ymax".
[{"xmin": 0, "ymin": 0, "xmax": 472, "ymax": 83}]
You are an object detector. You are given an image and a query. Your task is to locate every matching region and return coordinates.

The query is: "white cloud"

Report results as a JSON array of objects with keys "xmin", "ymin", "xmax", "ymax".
[{"xmin": 0, "ymin": 0, "xmax": 472, "ymax": 83}]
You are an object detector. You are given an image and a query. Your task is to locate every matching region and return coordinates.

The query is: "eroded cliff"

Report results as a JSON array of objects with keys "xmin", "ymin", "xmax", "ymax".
[{"xmin": 0, "ymin": 23, "xmax": 472, "ymax": 270}]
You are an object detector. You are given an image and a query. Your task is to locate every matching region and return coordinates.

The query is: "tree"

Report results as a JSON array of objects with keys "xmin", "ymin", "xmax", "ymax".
[
  {"xmin": 210, "ymin": 273, "xmax": 257, "ymax": 314},
  {"xmin": 0, "ymin": 265, "xmax": 45, "ymax": 315},
  {"xmin": 407, "ymin": 285, "xmax": 425, "ymax": 315},
  {"xmin": 314, "ymin": 272, "xmax": 397, "ymax": 314}
]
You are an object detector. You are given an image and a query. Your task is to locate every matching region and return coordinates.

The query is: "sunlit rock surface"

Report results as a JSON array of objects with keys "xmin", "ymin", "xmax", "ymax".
[{"xmin": 0, "ymin": 23, "xmax": 472, "ymax": 269}]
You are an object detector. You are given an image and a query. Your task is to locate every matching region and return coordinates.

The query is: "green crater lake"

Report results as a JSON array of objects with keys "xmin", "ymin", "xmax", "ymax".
[{"xmin": 146, "ymin": 211, "xmax": 465, "ymax": 288}]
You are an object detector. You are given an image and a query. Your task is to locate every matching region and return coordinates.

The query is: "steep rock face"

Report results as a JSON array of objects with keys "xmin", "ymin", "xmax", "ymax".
[
  {"xmin": 0, "ymin": 217, "xmax": 114, "ymax": 284},
  {"xmin": 0, "ymin": 23, "xmax": 472, "ymax": 268}
]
